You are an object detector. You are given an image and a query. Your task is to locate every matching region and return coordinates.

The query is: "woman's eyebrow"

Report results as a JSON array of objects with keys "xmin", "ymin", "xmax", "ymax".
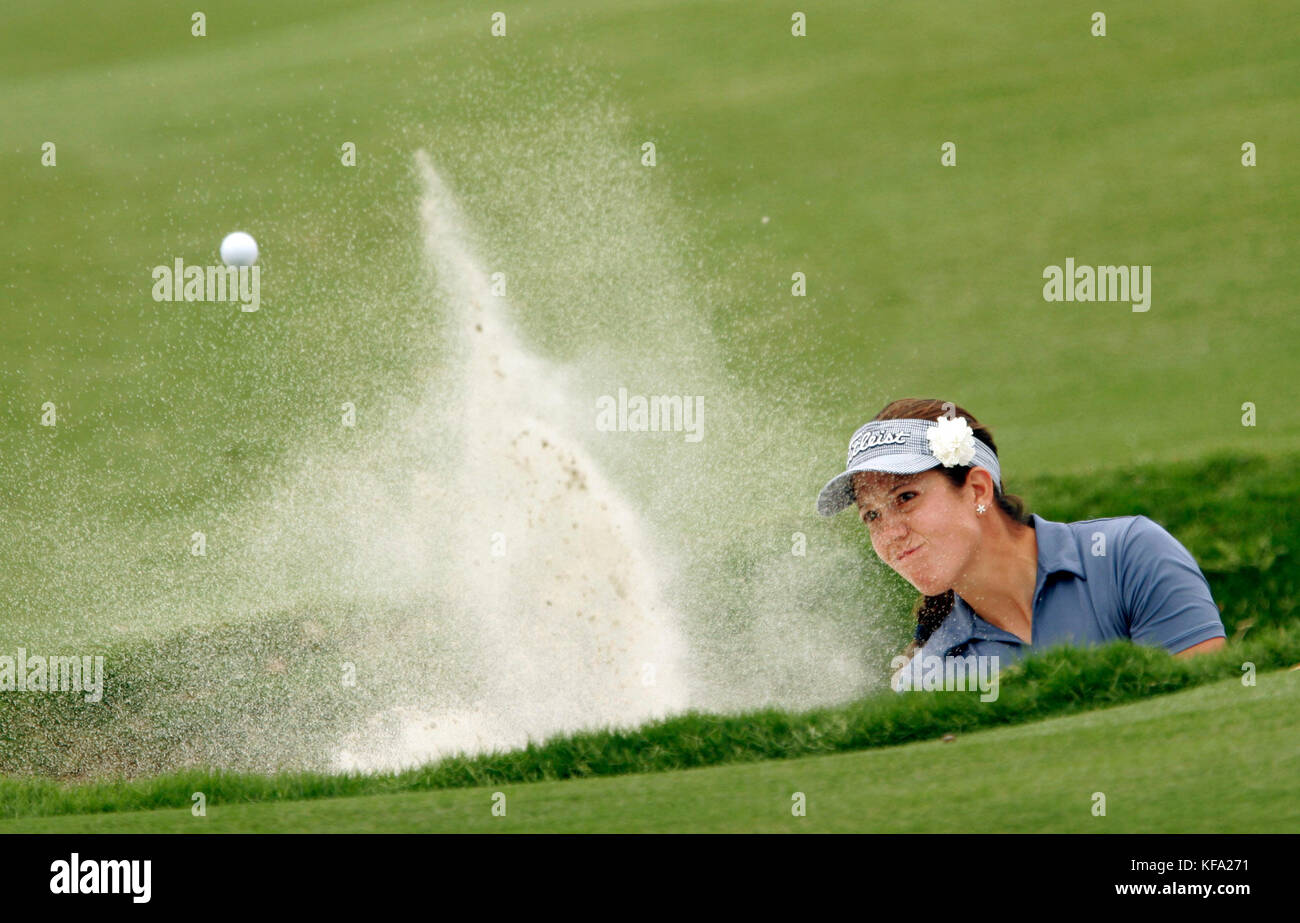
[{"xmin": 857, "ymin": 481, "xmax": 912, "ymax": 506}]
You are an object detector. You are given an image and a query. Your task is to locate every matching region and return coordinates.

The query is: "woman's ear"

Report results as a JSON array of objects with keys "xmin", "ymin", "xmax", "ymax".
[{"xmin": 967, "ymin": 466, "xmax": 998, "ymax": 507}]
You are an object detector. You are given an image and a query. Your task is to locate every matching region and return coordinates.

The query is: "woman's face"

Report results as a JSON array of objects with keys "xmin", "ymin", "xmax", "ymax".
[{"xmin": 851, "ymin": 468, "xmax": 980, "ymax": 596}]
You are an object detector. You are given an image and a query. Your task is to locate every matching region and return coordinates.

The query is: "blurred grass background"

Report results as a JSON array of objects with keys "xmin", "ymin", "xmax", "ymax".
[{"xmin": 3, "ymin": 0, "xmax": 1296, "ymax": 529}]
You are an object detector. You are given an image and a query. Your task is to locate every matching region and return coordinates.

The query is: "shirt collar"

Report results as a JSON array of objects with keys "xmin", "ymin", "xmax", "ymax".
[
  {"xmin": 1027, "ymin": 513, "xmax": 1089, "ymax": 581},
  {"xmin": 919, "ymin": 513, "xmax": 1088, "ymax": 650}
]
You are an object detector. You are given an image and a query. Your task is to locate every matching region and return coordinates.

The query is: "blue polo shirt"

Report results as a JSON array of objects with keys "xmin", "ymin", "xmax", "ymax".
[{"xmin": 896, "ymin": 513, "xmax": 1226, "ymax": 683}]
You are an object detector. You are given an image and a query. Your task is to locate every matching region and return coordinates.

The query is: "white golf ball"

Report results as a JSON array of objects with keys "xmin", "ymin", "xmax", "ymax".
[{"xmin": 220, "ymin": 231, "xmax": 259, "ymax": 267}]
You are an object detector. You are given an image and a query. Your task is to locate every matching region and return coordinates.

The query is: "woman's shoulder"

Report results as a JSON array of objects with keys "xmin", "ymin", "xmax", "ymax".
[
  {"xmin": 1041, "ymin": 512, "xmax": 1151, "ymax": 531},
  {"xmin": 1036, "ymin": 513, "xmax": 1168, "ymax": 549},
  {"xmin": 1039, "ymin": 513, "xmax": 1200, "ymax": 576},
  {"xmin": 1030, "ymin": 514, "xmax": 1202, "ymax": 586}
]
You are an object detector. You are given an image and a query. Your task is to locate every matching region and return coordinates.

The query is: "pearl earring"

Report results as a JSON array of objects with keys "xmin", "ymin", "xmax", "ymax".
[{"xmin": 976, "ymin": 503, "xmax": 987, "ymax": 514}]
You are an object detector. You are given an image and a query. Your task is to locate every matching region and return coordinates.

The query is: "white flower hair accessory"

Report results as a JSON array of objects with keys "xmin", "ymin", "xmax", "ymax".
[{"xmin": 927, "ymin": 416, "xmax": 978, "ymax": 467}]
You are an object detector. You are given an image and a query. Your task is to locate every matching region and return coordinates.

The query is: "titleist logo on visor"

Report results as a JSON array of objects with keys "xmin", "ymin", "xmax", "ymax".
[{"xmin": 847, "ymin": 429, "xmax": 909, "ymax": 461}]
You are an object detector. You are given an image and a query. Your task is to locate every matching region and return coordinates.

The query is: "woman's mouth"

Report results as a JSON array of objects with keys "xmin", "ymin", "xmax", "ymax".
[{"xmin": 897, "ymin": 546, "xmax": 920, "ymax": 563}]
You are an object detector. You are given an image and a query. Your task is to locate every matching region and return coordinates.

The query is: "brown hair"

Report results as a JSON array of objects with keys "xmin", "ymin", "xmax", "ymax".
[{"xmin": 864, "ymin": 399, "xmax": 1032, "ymax": 660}]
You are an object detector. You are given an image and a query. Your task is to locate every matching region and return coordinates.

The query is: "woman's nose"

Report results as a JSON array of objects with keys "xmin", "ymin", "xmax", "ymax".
[{"xmin": 879, "ymin": 511, "xmax": 908, "ymax": 539}]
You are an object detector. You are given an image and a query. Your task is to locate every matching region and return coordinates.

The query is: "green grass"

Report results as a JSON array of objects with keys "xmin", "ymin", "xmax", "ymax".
[
  {"xmin": 4, "ymin": 628, "xmax": 1297, "ymax": 821},
  {"xmin": 4, "ymin": 668, "xmax": 1296, "ymax": 833}
]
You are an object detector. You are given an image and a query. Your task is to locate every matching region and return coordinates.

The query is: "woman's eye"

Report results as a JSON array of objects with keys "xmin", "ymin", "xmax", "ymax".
[{"xmin": 898, "ymin": 491, "xmax": 916, "ymax": 503}]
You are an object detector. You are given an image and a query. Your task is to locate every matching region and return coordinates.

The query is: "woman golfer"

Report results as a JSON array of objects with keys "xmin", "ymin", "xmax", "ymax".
[{"xmin": 817, "ymin": 399, "xmax": 1226, "ymax": 689}]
